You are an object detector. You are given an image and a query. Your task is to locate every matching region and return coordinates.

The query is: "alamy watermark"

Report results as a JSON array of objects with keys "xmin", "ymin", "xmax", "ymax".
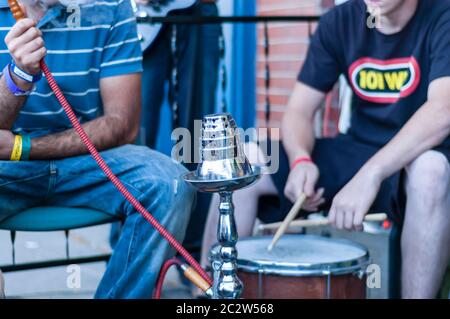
[
  {"xmin": 366, "ymin": 263, "xmax": 382, "ymax": 289},
  {"xmin": 66, "ymin": 264, "xmax": 81, "ymax": 289},
  {"xmin": 66, "ymin": 4, "xmax": 81, "ymax": 29},
  {"xmin": 367, "ymin": 4, "xmax": 382, "ymax": 29}
]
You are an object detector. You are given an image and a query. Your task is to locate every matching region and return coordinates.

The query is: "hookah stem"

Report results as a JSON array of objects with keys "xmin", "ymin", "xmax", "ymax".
[{"xmin": 40, "ymin": 62, "xmax": 212, "ymax": 286}]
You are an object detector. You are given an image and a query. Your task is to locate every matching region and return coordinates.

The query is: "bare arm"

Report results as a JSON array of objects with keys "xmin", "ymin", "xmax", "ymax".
[
  {"xmin": 360, "ymin": 77, "xmax": 450, "ymax": 179},
  {"xmin": 28, "ymin": 73, "xmax": 141, "ymax": 159},
  {"xmin": 281, "ymin": 82, "xmax": 326, "ymax": 164},
  {"xmin": 281, "ymin": 82, "xmax": 328, "ymax": 209},
  {"xmin": 329, "ymin": 77, "xmax": 450, "ymax": 230},
  {"xmin": 0, "ymin": 75, "xmax": 27, "ymax": 129}
]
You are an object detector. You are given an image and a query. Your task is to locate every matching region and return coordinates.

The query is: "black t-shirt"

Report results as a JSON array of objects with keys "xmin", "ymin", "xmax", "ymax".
[{"xmin": 298, "ymin": 0, "xmax": 450, "ymax": 148}]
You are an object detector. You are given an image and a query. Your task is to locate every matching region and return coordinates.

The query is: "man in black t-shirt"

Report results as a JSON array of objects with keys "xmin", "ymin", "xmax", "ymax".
[{"xmin": 201, "ymin": 0, "xmax": 450, "ymax": 298}]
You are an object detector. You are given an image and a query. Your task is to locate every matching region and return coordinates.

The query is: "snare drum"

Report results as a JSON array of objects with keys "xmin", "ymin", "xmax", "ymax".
[{"xmin": 236, "ymin": 235, "xmax": 369, "ymax": 299}]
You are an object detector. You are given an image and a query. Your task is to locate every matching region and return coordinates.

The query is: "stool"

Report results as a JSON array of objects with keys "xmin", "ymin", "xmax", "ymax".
[{"xmin": 0, "ymin": 206, "xmax": 120, "ymax": 272}]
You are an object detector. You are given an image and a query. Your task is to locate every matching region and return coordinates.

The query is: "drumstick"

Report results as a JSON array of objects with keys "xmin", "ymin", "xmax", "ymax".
[
  {"xmin": 260, "ymin": 213, "xmax": 388, "ymax": 232},
  {"xmin": 267, "ymin": 193, "xmax": 307, "ymax": 252}
]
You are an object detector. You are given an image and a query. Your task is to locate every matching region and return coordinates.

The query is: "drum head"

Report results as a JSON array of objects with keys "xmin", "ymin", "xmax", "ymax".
[{"xmin": 236, "ymin": 235, "xmax": 369, "ymax": 276}]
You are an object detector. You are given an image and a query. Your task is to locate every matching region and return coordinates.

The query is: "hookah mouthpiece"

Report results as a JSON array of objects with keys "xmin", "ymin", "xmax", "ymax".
[
  {"xmin": 196, "ymin": 113, "xmax": 253, "ymax": 181},
  {"xmin": 8, "ymin": 0, "xmax": 26, "ymax": 20}
]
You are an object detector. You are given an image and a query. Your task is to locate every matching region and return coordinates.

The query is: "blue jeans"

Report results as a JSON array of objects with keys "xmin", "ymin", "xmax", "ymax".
[{"xmin": 0, "ymin": 145, "xmax": 195, "ymax": 298}]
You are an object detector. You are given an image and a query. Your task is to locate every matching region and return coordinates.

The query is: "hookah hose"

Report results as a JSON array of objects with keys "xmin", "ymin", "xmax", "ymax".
[
  {"xmin": 153, "ymin": 257, "xmax": 212, "ymax": 299},
  {"xmin": 154, "ymin": 258, "xmax": 183, "ymax": 299},
  {"xmin": 7, "ymin": 0, "xmax": 212, "ymax": 292}
]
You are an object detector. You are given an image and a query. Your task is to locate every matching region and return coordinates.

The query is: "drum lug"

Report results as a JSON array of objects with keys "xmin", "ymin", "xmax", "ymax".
[
  {"xmin": 355, "ymin": 269, "xmax": 366, "ymax": 280},
  {"xmin": 258, "ymin": 268, "xmax": 264, "ymax": 299},
  {"xmin": 355, "ymin": 259, "xmax": 372, "ymax": 279}
]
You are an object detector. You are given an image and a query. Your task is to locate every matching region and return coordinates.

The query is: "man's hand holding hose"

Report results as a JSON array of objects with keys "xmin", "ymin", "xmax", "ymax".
[{"xmin": 5, "ymin": 16, "xmax": 46, "ymax": 91}]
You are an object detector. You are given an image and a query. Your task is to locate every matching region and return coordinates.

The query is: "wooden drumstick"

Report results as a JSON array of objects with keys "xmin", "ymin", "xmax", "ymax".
[
  {"xmin": 267, "ymin": 193, "xmax": 307, "ymax": 252},
  {"xmin": 260, "ymin": 213, "xmax": 388, "ymax": 232}
]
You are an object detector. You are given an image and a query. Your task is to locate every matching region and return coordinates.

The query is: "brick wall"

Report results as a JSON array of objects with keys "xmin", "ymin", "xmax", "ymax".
[{"xmin": 255, "ymin": 0, "xmax": 337, "ymax": 139}]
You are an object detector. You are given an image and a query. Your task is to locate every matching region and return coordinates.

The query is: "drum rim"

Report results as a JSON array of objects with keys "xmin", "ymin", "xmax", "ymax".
[{"xmin": 236, "ymin": 234, "xmax": 370, "ymax": 276}]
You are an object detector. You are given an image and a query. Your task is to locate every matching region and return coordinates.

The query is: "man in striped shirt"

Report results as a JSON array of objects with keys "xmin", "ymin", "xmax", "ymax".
[{"xmin": 0, "ymin": 0, "xmax": 195, "ymax": 298}]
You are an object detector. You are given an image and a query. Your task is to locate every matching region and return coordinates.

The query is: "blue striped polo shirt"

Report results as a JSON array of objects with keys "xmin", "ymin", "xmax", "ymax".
[{"xmin": 0, "ymin": 0, "xmax": 143, "ymax": 137}]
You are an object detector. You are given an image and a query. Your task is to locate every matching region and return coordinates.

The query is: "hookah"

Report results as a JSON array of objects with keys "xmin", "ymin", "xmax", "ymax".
[
  {"xmin": 184, "ymin": 114, "xmax": 261, "ymax": 299},
  {"xmin": 6, "ymin": 0, "xmax": 213, "ymax": 297}
]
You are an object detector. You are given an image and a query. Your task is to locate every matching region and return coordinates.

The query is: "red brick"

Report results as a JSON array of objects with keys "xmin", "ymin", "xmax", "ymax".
[
  {"xmin": 256, "ymin": 77, "xmax": 297, "ymax": 90},
  {"xmin": 257, "ymin": 42, "xmax": 310, "ymax": 57},
  {"xmin": 257, "ymin": 94, "xmax": 290, "ymax": 106},
  {"xmin": 255, "ymin": 0, "xmax": 335, "ymax": 134},
  {"xmin": 257, "ymin": 23, "xmax": 313, "ymax": 39},
  {"xmin": 257, "ymin": 60, "xmax": 304, "ymax": 73}
]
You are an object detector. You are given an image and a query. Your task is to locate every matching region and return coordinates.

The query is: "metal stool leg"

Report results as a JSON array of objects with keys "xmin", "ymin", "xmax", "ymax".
[
  {"xmin": 10, "ymin": 231, "xmax": 16, "ymax": 265},
  {"xmin": 64, "ymin": 230, "xmax": 70, "ymax": 259}
]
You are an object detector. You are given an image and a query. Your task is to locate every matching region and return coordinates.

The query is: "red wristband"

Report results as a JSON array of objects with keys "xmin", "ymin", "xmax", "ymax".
[{"xmin": 291, "ymin": 156, "xmax": 313, "ymax": 170}]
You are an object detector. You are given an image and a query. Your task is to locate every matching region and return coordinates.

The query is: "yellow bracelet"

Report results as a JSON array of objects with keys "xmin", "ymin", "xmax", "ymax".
[{"xmin": 10, "ymin": 135, "xmax": 23, "ymax": 161}]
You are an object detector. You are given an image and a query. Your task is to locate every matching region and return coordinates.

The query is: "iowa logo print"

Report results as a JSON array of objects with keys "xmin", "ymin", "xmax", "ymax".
[{"xmin": 349, "ymin": 57, "xmax": 421, "ymax": 104}]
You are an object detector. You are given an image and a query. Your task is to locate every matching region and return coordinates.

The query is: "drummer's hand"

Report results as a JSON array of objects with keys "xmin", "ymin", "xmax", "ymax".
[
  {"xmin": 328, "ymin": 167, "xmax": 382, "ymax": 231},
  {"xmin": 134, "ymin": 0, "xmax": 150, "ymax": 4},
  {"xmin": 284, "ymin": 162, "xmax": 325, "ymax": 212}
]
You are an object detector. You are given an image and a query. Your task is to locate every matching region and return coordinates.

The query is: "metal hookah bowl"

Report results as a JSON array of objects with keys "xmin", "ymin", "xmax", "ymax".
[{"xmin": 196, "ymin": 113, "xmax": 253, "ymax": 181}]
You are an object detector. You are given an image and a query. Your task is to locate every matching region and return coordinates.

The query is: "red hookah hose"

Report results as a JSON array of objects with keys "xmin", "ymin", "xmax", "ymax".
[
  {"xmin": 153, "ymin": 257, "xmax": 182, "ymax": 299},
  {"xmin": 40, "ymin": 63, "xmax": 212, "ymax": 286}
]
